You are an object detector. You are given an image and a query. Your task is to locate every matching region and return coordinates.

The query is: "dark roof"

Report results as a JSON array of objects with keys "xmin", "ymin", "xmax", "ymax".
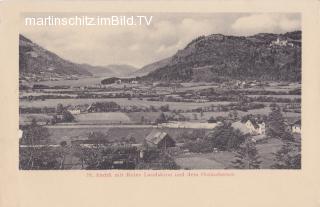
[
  {"xmin": 293, "ymin": 119, "xmax": 301, "ymax": 126},
  {"xmin": 285, "ymin": 117, "xmax": 301, "ymax": 126},
  {"xmin": 145, "ymin": 130, "xmax": 170, "ymax": 145}
]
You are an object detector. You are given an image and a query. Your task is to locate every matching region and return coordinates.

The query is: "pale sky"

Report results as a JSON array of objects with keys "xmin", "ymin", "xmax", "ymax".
[{"xmin": 21, "ymin": 13, "xmax": 301, "ymax": 68}]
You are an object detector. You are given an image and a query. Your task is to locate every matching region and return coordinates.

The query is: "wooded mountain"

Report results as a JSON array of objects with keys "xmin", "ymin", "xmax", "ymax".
[
  {"xmin": 104, "ymin": 64, "xmax": 138, "ymax": 77},
  {"xmin": 19, "ymin": 35, "xmax": 92, "ymax": 77},
  {"xmin": 144, "ymin": 31, "xmax": 301, "ymax": 82},
  {"xmin": 19, "ymin": 35, "xmax": 138, "ymax": 79},
  {"xmin": 80, "ymin": 64, "xmax": 138, "ymax": 78},
  {"xmin": 131, "ymin": 57, "xmax": 172, "ymax": 77}
]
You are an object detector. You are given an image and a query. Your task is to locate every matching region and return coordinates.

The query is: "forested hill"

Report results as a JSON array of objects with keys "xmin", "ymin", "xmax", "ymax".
[
  {"xmin": 144, "ymin": 31, "xmax": 301, "ymax": 82},
  {"xmin": 19, "ymin": 35, "xmax": 92, "ymax": 77}
]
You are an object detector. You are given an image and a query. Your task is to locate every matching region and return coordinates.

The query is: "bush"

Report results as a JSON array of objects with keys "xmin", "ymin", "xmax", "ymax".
[
  {"xmin": 208, "ymin": 116, "xmax": 217, "ymax": 123},
  {"xmin": 206, "ymin": 123, "xmax": 246, "ymax": 151}
]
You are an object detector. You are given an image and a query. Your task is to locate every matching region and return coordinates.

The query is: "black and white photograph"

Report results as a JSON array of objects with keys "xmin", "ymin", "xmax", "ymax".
[{"xmin": 19, "ymin": 13, "xmax": 301, "ymax": 170}]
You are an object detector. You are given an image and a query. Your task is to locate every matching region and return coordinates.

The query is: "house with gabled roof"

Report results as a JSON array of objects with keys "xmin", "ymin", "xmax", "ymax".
[
  {"xmin": 145, "ymin": 130, "xmax": 175, "ymax": 149},
  {"xmin": 284, "ymin": 118, "xmax": 301, "ymax": 134}
]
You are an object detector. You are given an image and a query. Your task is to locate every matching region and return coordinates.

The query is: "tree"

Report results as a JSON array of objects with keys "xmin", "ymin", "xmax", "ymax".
[
  {"xmin": 241, "ymin": 114, "xmax": 254, "ymax": 123},
  {"xmin": 208, "ymin": 116, "xmax": 217, "ymax": 123},
  {"xmin": 149, "ymin": 105, "xmax": 157, "ymax": 112},
  {"xmin": 206, "ymin": 123, "xmax": 246, "ymax": 151},
  {"xmin": 50, "ymin": 115, "xmax": 57, "ymax": 125},
  {"xmin": 60, "ymin": 141, "xmax": 67, "ymax": 147},
  {"xmin": 228, "ymin": 110, "xmax": 238, "ymax": 121},
  {"xmin": 160, "ymin": 104, "xmax": 170, "ymax": 112},
  {"xmin": 216, "ymin": 116, "xmax": 225, "ymax": 122},
  {"xmin": 156, "ymin": 113, "xmax": 167, "ymax": 124},
  {"xmin": 193, "ymin": 113, "xmax": 198, "ymax": 120},
  {"xmin": 19, "ymin": 146, "xmax": 64, "ymax": 170},
  {"xmin": 62, "ymin": 110, "xmax": 75, "ymax": 122},
  {"xmin": 140, "ymin": 116, "xmax": 145, "ymax": 124},
  {"xmin": 231, "ymin": 139, "xmax": 261, "ymax": 169},
  {"xmin": 56, "ymin": 103, "xmax": 64, "ymax": 114},
  {"xmin": 271, "ymin": 141, "xmax": 301, "ymax": 169},
  {"xmin": 127, "ymin": 136, "xmax": 136, "ymax": 144},
  {"xmin": 267, "ymin": 106, "xmax": 293, "ymax": 140},
  {"xmin": 21, "ymin": 119, "xmax": 50, "ymax": 145}
]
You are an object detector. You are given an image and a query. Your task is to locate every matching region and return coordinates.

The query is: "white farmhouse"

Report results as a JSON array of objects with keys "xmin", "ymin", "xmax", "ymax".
[
  {"xmin": 245, "ymin": 120, "xmax": 266, "ymax": 135},
  {"xmin": 67, "ymin": 108, "xmax": 81, "ymax": 115},
  {"xmin": 291, "ymin": 120, "xmax": 301, "ymax": 134}
]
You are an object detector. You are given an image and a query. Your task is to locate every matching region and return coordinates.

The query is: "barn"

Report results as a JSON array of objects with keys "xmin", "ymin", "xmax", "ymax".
[{"xmin": 145, "ymin": 130, "xmax": 176, "ymax": 149}]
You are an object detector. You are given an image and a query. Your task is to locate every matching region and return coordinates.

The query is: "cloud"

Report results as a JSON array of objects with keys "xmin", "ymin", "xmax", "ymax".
[
  {"xmin": 231, "ymin": 13, "xmax": 300, "ymax": 35},
  {"xmin": 21, "ymin": 13, "xmax": 300, "ymax": 68},
  {"xmin": 21, "ymin": 15, "xmax": 219, "ymax": 67}
]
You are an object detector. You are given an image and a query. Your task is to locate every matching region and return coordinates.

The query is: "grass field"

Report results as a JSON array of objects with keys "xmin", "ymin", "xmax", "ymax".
[
  {"xmin": 126, "ymin": 112, "xmax": 161, "ymax": 123},
  {"xmin": 75, "ymin": 112, "xmax": 132, "ymax": 124},
  {"xmin": 181, "ymin": 108, "xmax": 272, "ymax": 120},
  {"xmin": 19, "ymin": 113, "xmax": 52, "ymax": 125},
  {"xmin": 174, "ymin": 151, "xmax": 235, "ymax": 169},
  {"xmin": 246, "ymin": 95, "xmax": 301, "ymax": 99},
  {"xmin": 29, "ymin": 77, "xmax": 104, "ymax": 87},
  {"xmin": 174, "ymin": 138, "xmax": 295, "ymax": 169},
  {"xmin": 256, "ymin": 138, "xmax": 284, "ymax": 169},
  {"xmin": 20, "ymin": 98, "xmax": 235, "ymax": 110}
]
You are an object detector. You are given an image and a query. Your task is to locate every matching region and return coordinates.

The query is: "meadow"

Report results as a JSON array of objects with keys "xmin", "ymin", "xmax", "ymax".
[
  {"xmin": 75, "ymin": 112, "xmax": 132, "ymax": 124},
  {"xmin": 20, "ymin": 98, "xmax": 235, "ymax": 110}
]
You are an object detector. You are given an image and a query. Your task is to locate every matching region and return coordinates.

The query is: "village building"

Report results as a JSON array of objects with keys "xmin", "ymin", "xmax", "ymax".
[
  {"xmin": 245, "ymin": 119, "xmax": 266, "ymax": 135},
  {"xmin": 270, "ymin": 37, "xmax": 294, "ymax": 47},
  {"xmin": 145, "ymin": 130, "xmax": 176, "ymax": 149},
  {"xmin": 291, "ymin": 120, "xmax": 301, "ymax": 134},
  {"xmin": 67, "ymin": 108, "xmax": 81, "ymax": 115},
  {"xmin": 284, "ymin": 118, "xmax": 301, "ymax": 134},
  {"xmin": 56, "ymin": 114, "xmax": 64, "ymax": 120}
]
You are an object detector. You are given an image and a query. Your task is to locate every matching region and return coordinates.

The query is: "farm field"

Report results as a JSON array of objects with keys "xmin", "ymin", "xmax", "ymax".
[
  {"xmin": 19, "ymin": 113, "xmax": 52, "ymax": 125},
  {"xmin": 126, "ymin": 112, "xmax": 161, "ymax": 123},
  {"xmin": 181, "ymin": 108, "xmax": 299, "ymax": 120},
  {"xmin": 242, "ymin": 83, "xmax": 301, "ymax": 92},
  {"xmin": 74, "ymin": 112, "xmax": 132, "ymax": 124},
  {"xmin": 20, "ymin": 92, "xmax": 78, "ymax": 97},
  {"xmin": 174, "ymin": 151, "xmax": 235, "ymax": 169},
  {"xmin": 29, "ymin": 77, "xmax": 105, "ymax": 87},
  {"xmin": 246, "ymin": 95, "xmax": 301, "ymax": 99},
  {"xmin": 20, "ymin": 98, "xmax": 236, "ymax": 109}
]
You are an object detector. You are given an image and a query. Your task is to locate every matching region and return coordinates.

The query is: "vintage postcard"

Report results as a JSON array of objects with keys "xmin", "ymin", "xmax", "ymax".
[
  {"xmin": 18, "ymin": 12, "xmax": 302, "ymax": 170},
  {"xmin": 0, "ymin": 1, "xmax": 319, "ymax": 207}
]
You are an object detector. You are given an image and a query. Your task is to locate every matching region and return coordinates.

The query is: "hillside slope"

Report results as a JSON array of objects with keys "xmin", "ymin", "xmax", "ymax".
[
  {"xmin": 131, "ymin": 57, "xmax": 172, "ymax": 77},
  {"xmin": 105, "ymin": 64, "xmax": 138, "ymax": 77},
  {"xmin": 145, "ymin": 31, "xmax": 301, "ymax": 82},
  {"xmin": 19, "ymin": 35, "xmax": 92, "ymax": 80}
]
